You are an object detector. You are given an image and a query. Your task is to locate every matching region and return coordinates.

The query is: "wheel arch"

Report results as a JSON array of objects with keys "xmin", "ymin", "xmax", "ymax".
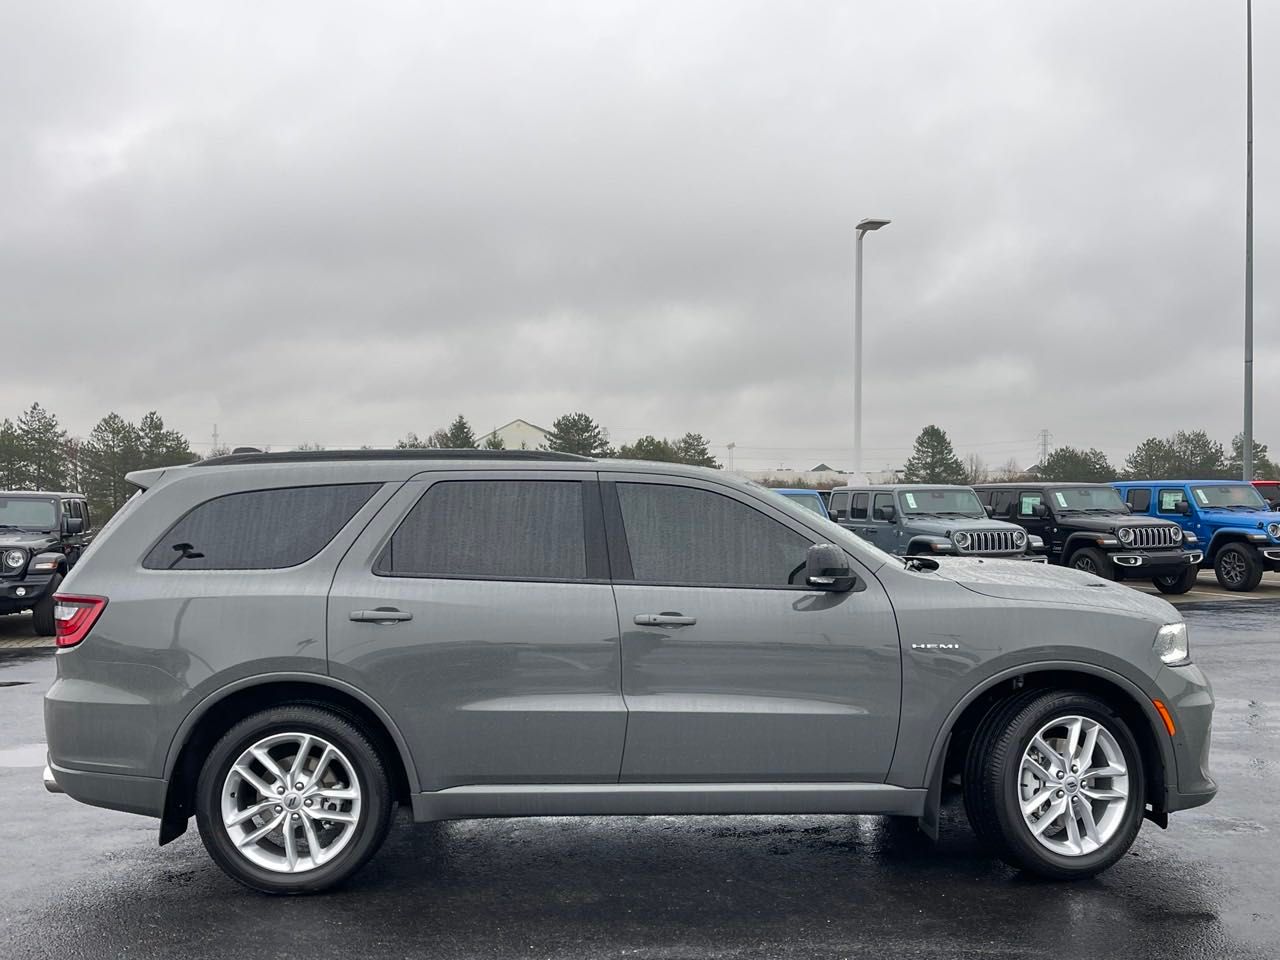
[
  {"xmin": 158, "ymin": 674, "xmax": 418, "ymax": 845},
  {"xmin": 1060, "ymin": 534, "xmax": 1104, "ymax": 564},
  {"xmin": 1205, "ymin": 529, "xmax": 1256, "ymax": 560},
  {"xmin": 919, "ymin": 662, "xmax": 1174, "ymax": 838}
]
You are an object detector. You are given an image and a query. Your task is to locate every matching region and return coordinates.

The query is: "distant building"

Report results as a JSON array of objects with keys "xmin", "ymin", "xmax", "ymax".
[{"xmin": 484, "ymin": 419, "xmax": 552, "ymax": 451}]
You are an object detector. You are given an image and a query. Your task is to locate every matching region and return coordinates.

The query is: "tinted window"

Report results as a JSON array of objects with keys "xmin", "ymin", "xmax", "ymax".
[
  {"xmin": 872, "ymin": 492, "xmax": 893, "ymax": 520},
  {"xmin": 851, "ymin": 492, "xmax": 869, "ymax": 520},
  {"xmin": 829, "ymin": 491, "xmax": 850, "ymax": 518},
  {"xmin": 990, "ymin": 490, "xmax": 1017, "ymax": 517},
  {"xmin": 1125, "ymin": 488, "xmax": 1152, "ymax": 512},
  {"xmin": 144, "ymin": 484, "xmax": 379, "ymax": 570},
  {"xmin": 617, "ymin": 483, "xmax": 811, "ymax": 587},
  {"xmin": 379, "ymin": 480, "xmax": 585, "ymax": 580}
]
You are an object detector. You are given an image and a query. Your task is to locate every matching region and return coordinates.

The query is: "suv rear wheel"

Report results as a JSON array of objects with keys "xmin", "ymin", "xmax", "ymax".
[
  {"xmin": 1153, "ymin": 565, "xmax": 1198, "ymax": 595},
  {"xmin": 963, "ymin": 690, "xmax": 1145, "ymax": 879},
  {"xmin": 195, "ymin": 704, "xmax": 394, "ymax": 894},
  {"xmin": 1214, "ymin": 543, "xmax": 1263, "ymax": 592},
  {"xmin": 1069, "ymin": 547, "xmax": 1114, "ymax": 580}
]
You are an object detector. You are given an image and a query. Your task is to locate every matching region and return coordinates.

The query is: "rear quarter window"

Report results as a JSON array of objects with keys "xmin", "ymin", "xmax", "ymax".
[{"xmin": 143, "ymin": 483, "xmax": 379, "ymax": 570}]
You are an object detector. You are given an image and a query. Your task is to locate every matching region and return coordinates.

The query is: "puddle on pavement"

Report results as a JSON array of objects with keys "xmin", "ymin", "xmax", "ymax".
[{"xmin": 0, "ymin": 743, "xmax": 47, "ymax": 767}]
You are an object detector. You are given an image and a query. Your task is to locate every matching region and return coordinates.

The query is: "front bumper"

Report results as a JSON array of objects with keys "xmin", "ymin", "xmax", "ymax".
[
  {"xmin": 1108, "ymin": 548, "xmax": 1202, "ymax": 576},
  {"xmin": 0, "ymin": 573, "xmax": 56, "ymax": 612},
  {"xmin": 1156, "ymin": 663, "xmax": 1217, "ymax": 813}
]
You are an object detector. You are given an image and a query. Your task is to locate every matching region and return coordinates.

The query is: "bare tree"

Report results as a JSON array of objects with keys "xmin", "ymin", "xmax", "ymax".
[{"xmin": 964, "ymin": 453, "xmax": 987, "ymax": 484}]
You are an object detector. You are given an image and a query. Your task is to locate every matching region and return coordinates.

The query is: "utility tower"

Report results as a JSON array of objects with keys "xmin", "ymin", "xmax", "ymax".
[{"xmin": 1037, "ymin": 429, "xmax": 1053, "ymax": 466}]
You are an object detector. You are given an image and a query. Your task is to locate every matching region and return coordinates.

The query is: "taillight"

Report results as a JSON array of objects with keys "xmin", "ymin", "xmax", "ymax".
[{"xmin": 53, "ymin": 595, "xmax": 107, "ymax": 648}]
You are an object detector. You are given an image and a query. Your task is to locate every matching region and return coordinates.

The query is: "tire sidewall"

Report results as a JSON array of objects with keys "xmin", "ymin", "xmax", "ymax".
[
  {"xmin": 994, "ymin": 695, "xmax": 1145, "ymax": 878},
  {"xmin": 1215, "ymin": 544, "xmax": 1262, "ymax": 591},
  {"xmin": 1154, "ymin": 566, "xmax": 1197, "ymax": 594},
  {"xmin": 195, "ymin": 706, "xmax": 391, "ymax": 894},
  {"xmin": 1070, "ymin": 548, "xmax": 1114, "ymax": 581},
  {"xmin": 31, "ymin": 573, "xmax": 63, "ymax": 636}
]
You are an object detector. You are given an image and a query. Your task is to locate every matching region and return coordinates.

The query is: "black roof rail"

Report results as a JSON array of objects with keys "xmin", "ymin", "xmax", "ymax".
[{"xmin": 193, "ymin": 449, "xmax": 593, "ymax": 468}]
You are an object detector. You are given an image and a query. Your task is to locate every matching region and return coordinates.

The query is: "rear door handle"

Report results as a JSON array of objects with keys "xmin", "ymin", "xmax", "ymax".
[
  {"xmin": 634, "ymin": 613, "xmax": 697, "ymax": 627},
  {"xmin": 349, "ymin": 608, "xmax": 414, "ymax": 624}
]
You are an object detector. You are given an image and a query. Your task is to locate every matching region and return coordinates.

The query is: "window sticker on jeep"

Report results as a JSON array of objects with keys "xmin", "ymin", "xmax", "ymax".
[
  {"xmin": 904, "ymin": 493, "xmax": 917, "ymax": 509},
  {"xmin": 1054, "ymin": 492, "xmax": 1068, "ymax": 507},
  {"xmin": 1194, "ymin": 489, "xmax": 1208, "ymax": 504}
]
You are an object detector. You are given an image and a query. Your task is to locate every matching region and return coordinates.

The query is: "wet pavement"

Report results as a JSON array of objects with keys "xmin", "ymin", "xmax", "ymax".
[{"xmin": 1, "ymin": 602, "xmax": 1277, "ymax": 959}]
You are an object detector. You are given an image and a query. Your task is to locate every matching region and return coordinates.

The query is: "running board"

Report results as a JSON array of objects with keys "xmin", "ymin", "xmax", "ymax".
[{"xmin": 411, "ymin": 783, "xmax": 926, "ymax": 822}]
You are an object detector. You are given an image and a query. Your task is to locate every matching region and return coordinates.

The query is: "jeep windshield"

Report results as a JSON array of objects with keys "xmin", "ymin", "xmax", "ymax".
[
  {"xmin": 1191, "ymin": 484, "xmax": 1268, "ymax": 510},
  {"xmin": 898, "ymin": 488, "xmax": 984, "ymax": 518},
  {"xmin": 1049, "ymin": 487, "xmax": 1127, "ymax": 513},
  {"xmin": 0, "ymin": 497, "xmax": 58, "ymax": 531}
]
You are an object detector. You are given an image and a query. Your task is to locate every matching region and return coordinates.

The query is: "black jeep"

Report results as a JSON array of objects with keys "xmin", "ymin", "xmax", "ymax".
[
  {"xmin": 973, "ymin": 483, "xmax": 1203, "ymax": 593},
  {"xmin": 0, "ymin": 491, "xmax": 93, "ymax": 634}
]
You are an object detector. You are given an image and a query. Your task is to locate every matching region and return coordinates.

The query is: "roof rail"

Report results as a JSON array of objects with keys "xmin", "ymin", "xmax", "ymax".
[{"xmin": 192, "ymin": 448, "xmax": 593, "ymax": 468}]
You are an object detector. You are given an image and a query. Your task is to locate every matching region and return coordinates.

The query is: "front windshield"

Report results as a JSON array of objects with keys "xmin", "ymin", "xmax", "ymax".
[
  {"xmin": 1050, "ymin": 487, "xmax": 1127, "ymax": 512},
  {"xmin": 898, "ymin": 488, "xmax": 984, "ymax": 518},
  {"xmin": 0, "ymin": 497, "xmax": 58, "ymax": 530},
  {"xmin": 1191, "ymin": 484, "xmax": 1268, "ymax": 510},
  {"xmin": 775, "ymin": 491, "xmax": 828, "ymax": 516}
]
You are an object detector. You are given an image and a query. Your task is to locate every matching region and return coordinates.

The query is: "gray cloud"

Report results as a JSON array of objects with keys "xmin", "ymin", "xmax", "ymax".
[{"xmin": 2, "ymin": 0, "xmax": 1274, "ymax": 470}]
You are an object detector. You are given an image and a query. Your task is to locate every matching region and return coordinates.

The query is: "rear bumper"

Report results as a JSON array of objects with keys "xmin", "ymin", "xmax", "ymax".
[{"xmin": 44, "ymin": 757, "xmax": 165, "ymax": 818}]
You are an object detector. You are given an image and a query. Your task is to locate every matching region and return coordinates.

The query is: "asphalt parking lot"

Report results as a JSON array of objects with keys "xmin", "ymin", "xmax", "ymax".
[{"xmin": 1, "ymin": 595, "xmax": 1277, "ymax": 959}]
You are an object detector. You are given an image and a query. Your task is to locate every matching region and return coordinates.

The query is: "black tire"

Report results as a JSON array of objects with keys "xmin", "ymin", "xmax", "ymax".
[
  {"xmin": 195, "ymin": 705, "xmax": 394, "ymax": 894},
  {"xmin": 1069, "ymin": 547, "xmax": 1115, "ymax": 580},
  {"xmin": 30, "ymin": 573, "xmax": 63, "ymax": 637},
  {"xmin": 1214, "ymin": 543, "xmax": 1263, "ymax": 592},
  {"xmin": 965, "ymin": 690, "xmax": 1145, "ymax": 880},
  {"xmin": 1153, "ymin": 565, "xmax": 1198, "ymax": 595}
]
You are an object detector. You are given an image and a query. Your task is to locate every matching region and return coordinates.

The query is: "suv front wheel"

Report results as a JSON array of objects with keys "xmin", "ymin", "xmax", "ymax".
[
  {"xmin": 1068, "ymin": 547, "xmax": 1115, "ymax": 580},
  {"xmin": 195, "ymin": 704, "xmax": 395, "ymax": 894},
  {"xmin": 964, "ymin": 690, "xmax": 1144, "ymax": 879}
]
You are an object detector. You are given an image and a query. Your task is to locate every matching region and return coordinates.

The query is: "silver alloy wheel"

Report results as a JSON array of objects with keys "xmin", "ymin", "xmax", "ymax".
[
  {"xmin": 1018, "ymin": 715, "xmax": 1130, "ymax": 857},
  {"xmin": 220, "ymin": 732, "xmax": 362, "ymax": 874},
  {"xmin": 1219, "ymin": 550, "xmax": 1247, "ymax": 585}
]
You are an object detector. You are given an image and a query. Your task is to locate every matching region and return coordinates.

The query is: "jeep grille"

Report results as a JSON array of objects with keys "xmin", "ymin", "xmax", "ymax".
[
  {"xmin": 959, "ymin": 530, "xmax": 1021, "ymax": 555},
  {"xmin": 1130, "ymin": 525, "xmax": 1183, "ymax": 549}
]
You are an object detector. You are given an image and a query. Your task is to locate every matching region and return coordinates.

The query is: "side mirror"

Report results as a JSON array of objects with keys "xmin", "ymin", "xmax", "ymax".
[
  {"xmin": 1031, "ymin": 504, "xmax": 1049, "ymax": 518},
  {"xmin": 983, "ymin": 504, "xmax": 995, "ymax": 517},
  {"xmin": 63, "ymin": 517, "xmax": 84, "ymax": 535},
  {"xmin": 805, "ymin": 543, "xmax": 856, "ymax": 592},
  {"xmin": 1121, "ymin": 503, "xmax": 1133, "ymax": 514},
  {"xmin": 874, "ymin": 505, "xmax": 897, "ymax": 522},
  {"xmin": 831, "ymin": 508, "xmax": 847, "ymax": 522},
  {"xmin": 1175, "ymin": 500, "xmax": 1191, "ymax": 515}
]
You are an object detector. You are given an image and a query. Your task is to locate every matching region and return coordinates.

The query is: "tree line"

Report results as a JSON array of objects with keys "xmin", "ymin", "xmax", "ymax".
[
  {"xmin": 1, "ymin": 404, "xmax": 198, "ymax": 523},
  {"xmin": 901, "ymin": 424, "xmax": 1279, "ymax": 485},
  {"xmin": 396, "ymin": 412, "xmax": 720, "ymax": 467}
]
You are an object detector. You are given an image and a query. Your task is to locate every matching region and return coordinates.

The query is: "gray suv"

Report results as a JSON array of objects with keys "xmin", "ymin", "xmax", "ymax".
[
  {"xmin": 43, "ymin": 450, "xmax": 1215, "ymax": 893},
  {"xmin": 830, "ymin": 484, "xmax": 1046, "ymax": 560}
]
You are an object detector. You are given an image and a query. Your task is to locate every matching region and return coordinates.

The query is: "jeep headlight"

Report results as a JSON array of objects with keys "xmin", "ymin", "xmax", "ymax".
[
  {"xmin": 1012, "ymin": 529, "xmax": 1027, "ymax": 547},
  {"xmin": 1268, "ymin": 521, "xmax": 1280, "ymax": 539},
  {"xmin": 1154, "ymin": 622, "xmax": 1190, "ymax": 666},
  {"xmin": 1117, "ymin": 527, "xmax": 1135, "ymax": 545},
  {"xmin": 952, "ymin": 531, "xmax": 971, "ymax": 550},
  {"xmin": 2, "ymin": 549, "xmax": 26, "ymax": 571}
]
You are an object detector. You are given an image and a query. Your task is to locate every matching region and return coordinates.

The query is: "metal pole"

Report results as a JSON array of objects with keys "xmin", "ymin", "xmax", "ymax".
[
  {"xmin": 1244, "ymin": 0, "xmax": 1254, "ymax": 480},
  {"xmin": 854, "ymin": 230, "xmax": 865, "ymax": 481}
]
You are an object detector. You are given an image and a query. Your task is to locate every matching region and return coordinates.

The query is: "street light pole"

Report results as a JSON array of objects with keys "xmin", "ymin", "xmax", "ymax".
[
  {"xmin": 854, "ymin": 217, "xmax": 890, "ymax": 483},
  {"xmin": 1244, "ymin": 0, "xmax": 1254, "ymax": 480}
]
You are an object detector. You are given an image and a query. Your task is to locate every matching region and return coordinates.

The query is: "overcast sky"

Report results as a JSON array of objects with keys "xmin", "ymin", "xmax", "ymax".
[{"xmin": 3, "ymin": 1, "xmax": 1275, "ymax": 471}]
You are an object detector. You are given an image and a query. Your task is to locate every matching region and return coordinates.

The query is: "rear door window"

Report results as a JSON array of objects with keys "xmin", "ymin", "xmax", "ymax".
[
  {"xmin": 378, "ymin": 480, "xmax": 587, "ymax": 581},
  {"xmin": 143, "ymin": 484, "xmax": 379, "ymax": 570}
]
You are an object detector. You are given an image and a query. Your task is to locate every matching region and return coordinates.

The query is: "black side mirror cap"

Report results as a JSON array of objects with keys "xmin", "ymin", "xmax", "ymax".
[
  {"xmin": 63, "ymin": 518, "xmax": 85, "ymax": 535},
  {"xmin": 805, "ymin": 543, "xmax": 856, "ymax": 592},
  {"xmin": 874, "ymin": 506, "xmax": 897, "ymax": 522},
  {"xmin": 1032, "ymin": 504, "xmax": 1049, "ymax": 518}
]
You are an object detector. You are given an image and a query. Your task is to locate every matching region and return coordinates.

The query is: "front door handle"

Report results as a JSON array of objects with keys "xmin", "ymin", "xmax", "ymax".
[
  {"xmin": 349, "ymin": 608, "xmax": 414, "ymax": 624},
  {"xmin": 634, "ymin": 613, "xmax": 697, "ymax": 627}
]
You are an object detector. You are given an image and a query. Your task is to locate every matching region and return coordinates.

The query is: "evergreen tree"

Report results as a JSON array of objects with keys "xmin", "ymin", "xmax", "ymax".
[
  {"xmin": 80, "ymin": 413, "xmax": 143, "ymax": 520},
  {"xmin": 617, "ymin": 435, "xmax": 678, "ymax": 462},
  {"xmin": 673, "ymin": 432, "xmax": 719, "ymax": 468},
  {"xmin": 901, "ymin": 425, "xmax": 967, "ymax": 484},
  {"xmin": 137, "ymin": 412, "xmax": 197, "ymax": 469},
  {"xmin": 1123, "ymin": 437, "xmax": 1175, "ymax": 479},
  {"xmin": 1228, "ymin": 433, "xmax": 1278, "ymax": 480},
  {"xmin": 441, "ymin": 414, "xmax": 477, "ymax": 449},
  {"xmin": 1168, "ymin": 430, "xmax": 1228, "ymax": 478},
  {"xmin": 546, "ymin": 412, "xmax": 613, "ymax": 457},
  {"xmin": 0, "ymin": 419, "xmax": 24, "ymax": 489},
  {"xmin": 482, "ymin": 432, "xmax": 505, "ymax": 450},
  {"xmin": 396, "ymin": 432, "xmax": 433, "ymax": 449},
  {"xmin": 1036, "ymin": 446, "xmax": 1115, "ymax": 482},
  {"xmin": 15, "ymin": 403, "xmax": 69, "ymax": 490}
]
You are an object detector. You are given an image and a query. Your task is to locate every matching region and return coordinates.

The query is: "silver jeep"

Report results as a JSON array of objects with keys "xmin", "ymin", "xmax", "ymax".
[{"xmin": 830, "ymin": 484, "xmax": 1046, "ymax": 560}]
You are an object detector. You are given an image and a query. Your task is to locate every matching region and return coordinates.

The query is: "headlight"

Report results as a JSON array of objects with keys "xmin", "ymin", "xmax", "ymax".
[
  {"xmin": 2, "ymin": 549, "xmax": 26, "ymax": 570},
  {"xmin": 952, "ymin": 531, "xmax": 971, "ymax": 550},
  {"xmin": 1268, "ymin": 522, "xmax": 1280, "ymax": 539},
  {"xmin": 1154, "ymin": 622, "xmax": 1190, "ymax": 666},
  {"xmin": 1117, "ymin": 527, "xmax": 1134, "ymax": 544},
  {"xmin": 1012, "ymin": 529, "xmax": 1027, "ymax": 547}
]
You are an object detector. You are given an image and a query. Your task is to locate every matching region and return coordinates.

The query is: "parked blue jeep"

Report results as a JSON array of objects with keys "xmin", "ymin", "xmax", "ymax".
[
  {"xmin": 770, "ymin": 488, "xmax": 830, "ymax": 518},
  {"xmin": 1114, "ymin": 480, "xmax": 1280, "ymax": 591}
]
